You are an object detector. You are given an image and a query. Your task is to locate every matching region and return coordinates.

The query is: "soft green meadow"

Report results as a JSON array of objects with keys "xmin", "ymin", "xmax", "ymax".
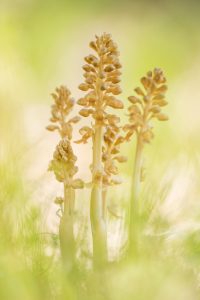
[{"xmin": 1, "ymin": 1, "xmax": 200, "ymax": 299}]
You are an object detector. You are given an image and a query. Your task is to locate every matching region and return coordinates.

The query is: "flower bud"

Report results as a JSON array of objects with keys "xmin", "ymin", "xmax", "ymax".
[
  {"xmin": 69, "ymin": 116, "xmax": 80, "ymax": 123},
  {"xmin": 154, "ymin": 99, "xmax": 168, "ymax": 106},
  {"xmin": 115, "ymin": 136, "xmax": 124, "ymax": 145},
  {"xmin": 77, "ymin": 97, "xmax": 88, "ymax": 106},
  {"xmin": 46, "ymin": 125, "xmax": 59, "ymax": 131},
  {"xmin": 109, "ymin": 77, "xmax": 121, "ymax": 84},
  {"xmin": 156, "ymin": 113, "xmax": 169, "ymax": 121},
  {"xmin": 104, "ymin": 64, "xmax": 115, "ymax": 72},
  {"xmin": 89, "ymin": 41, "xmax": 97, "ymax": 51},
  {"xmin": 153, "ymin": 94, "xmax": 165, "ymax": 100},
  {"xmin": 107, "ymin": 98, "xmax": 123, "ymax": 109},
  {"xmin": 147, "ymin": 70, "xmax": 152, "ymax": 77},
  {"xmin": 114, "ymin": 156, "xmax": 127, "ymax": 163},
  {"xmin": 82, "ymin": 64, "xmax": 95, "ymax": 72},
  {"xmin": 86, "ymin": 77, "xmax": 95, "ymax": 84},
  {"xmin": 79, "ymin": 83, "xmax": 90, "ymax": 91},
  {"xmin": 114, "ymin": 62, "xmax": 122, "ymax": 69},
  {"xmin": 134, "ymin": 87, "xmax": 144, "ymax": 96},
  {"xmin": 141, "ymin": 77, "xmax": 150, "ymax": 89},
  {"xmin": 150, "ymin": 106, "xmax": 161, "ymax": 114},
  {"xmin": 110, "ymin": 86, "xmax": 122, "ymax": 95},
  {"xmin": 79, "ymin": 109, "xmax": 92, "ymax": 117},
  {"xmin": 128, "ymin": 96, "xmax": 140, "ymax": 104},
  {"xmin": 84, "ymin": 54, "xmax": 98, "ymax": 64},
  {"xmin": 156, "ymin": 85, "xmax": 167, "ymax": 93}
]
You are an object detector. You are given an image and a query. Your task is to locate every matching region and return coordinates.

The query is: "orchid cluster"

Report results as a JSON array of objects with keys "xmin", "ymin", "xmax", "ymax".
[{"xmin": 46, "ymin": 33, "xmax": 168, "ymax": 269}]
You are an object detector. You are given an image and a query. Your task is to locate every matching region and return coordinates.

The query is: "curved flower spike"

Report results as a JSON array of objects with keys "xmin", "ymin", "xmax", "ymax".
[
  {"xmin": 46, "ymin": 85, "xmax": 80, "ymax": 139},
  {"xmin": 124, "ymin": 68, "xmax": 168, "ymax": 144}
]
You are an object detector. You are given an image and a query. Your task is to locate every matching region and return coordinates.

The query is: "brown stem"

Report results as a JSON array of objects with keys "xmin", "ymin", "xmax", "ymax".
[
  {"xmin": 59, "ymin": 185, "xmax": 76, "ymax": 271},
  {"xmin": 128, "ymin": 94, "xmax": 151, "ymax": 256},
  {"xmin": 129, "ymin": 134, "xmax": 143, "ymax": 256},
  {"xmin": 90, "ymin": 52, "xmax": 107, "ymax": 269},
  {"xmin": 90, "ymin": 125, "xmax": 107, "ymax": 269},
  {"xmin": 102, "ymin": 187, "xmax": 107, "ymax": 221}
]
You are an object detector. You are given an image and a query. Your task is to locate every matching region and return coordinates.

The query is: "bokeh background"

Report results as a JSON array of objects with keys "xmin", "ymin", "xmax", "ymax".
[{"xmin": 1, "ymin": 0, "xmax": 200, "ymax": 299}]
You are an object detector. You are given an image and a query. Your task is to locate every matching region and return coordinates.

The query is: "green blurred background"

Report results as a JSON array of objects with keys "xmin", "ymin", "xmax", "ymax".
[{"xmin": 1, "ymin": 0, "xmax": 200, "ymax": 299}]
